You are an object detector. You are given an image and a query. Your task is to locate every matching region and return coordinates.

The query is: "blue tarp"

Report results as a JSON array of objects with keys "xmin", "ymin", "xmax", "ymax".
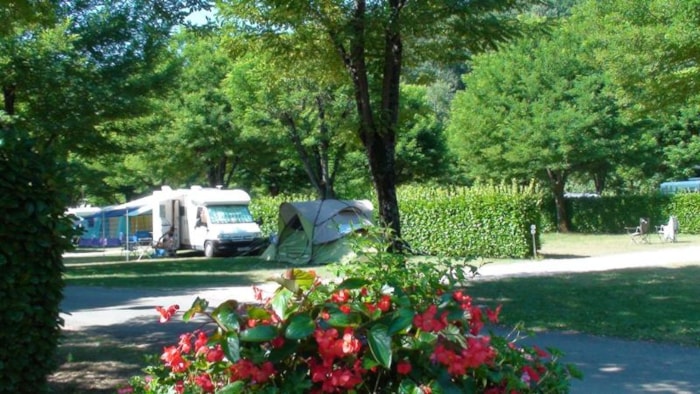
[{"xmin": 82, "ymin": 205, "xmax": 151, "ymax": 220}]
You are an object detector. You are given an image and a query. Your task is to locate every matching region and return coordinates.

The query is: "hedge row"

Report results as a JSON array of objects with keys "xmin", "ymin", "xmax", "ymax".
[
  {"xmin": 541, "ymin": 194, "xmax": 700, "ymax": 234},
  {"xmin": 398, "ymin": 185, "xmax": 542, "ymax": 259},
  {"xmin": 251, "ymin": 184, "xmax": 543, "ymax": 259},
  {"xmin": 250, "ymin": 187, "xmax": 699, "ymax": 260}
]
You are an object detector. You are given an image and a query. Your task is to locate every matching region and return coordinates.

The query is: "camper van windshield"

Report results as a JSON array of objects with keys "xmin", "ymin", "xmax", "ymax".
[{"xmin": 207, "ymin": 205, "xmax": 254, "ymax": 224}]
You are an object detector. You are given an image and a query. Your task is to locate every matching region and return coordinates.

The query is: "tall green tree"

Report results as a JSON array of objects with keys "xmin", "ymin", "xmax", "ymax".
[
  {"xmin": 218, "ymin": 0, "xmax": 545, "ymax": 244},
  {"xmin": 448, "ymin": 18, "xmax": 643, "ymax": 232},
  {"xmin": 578, "ymin": 0, "xmax": 700, "ymax": 115}
]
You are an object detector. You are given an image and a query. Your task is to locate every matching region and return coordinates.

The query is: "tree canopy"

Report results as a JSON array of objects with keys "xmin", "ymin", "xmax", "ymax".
[{"xmin": 447, "ymin": 14, "xmax": 650, "ymax": 231}]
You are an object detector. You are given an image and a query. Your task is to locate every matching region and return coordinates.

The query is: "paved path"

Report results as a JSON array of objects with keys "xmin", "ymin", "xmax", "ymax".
[{"xmin": 61, "ymin": 246, "xmax": 700, "ymax": 394}]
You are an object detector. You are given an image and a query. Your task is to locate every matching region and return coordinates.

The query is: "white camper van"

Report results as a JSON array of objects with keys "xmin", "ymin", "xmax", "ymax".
[{"xmin": 152, "ymin": 186, "xmax": 265, "ymax": 257}]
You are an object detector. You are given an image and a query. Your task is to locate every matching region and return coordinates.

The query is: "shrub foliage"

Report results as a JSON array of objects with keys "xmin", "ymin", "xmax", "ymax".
[{"xmin": 0, "ymin": 134, "xmax": 75, "ymax": 392}]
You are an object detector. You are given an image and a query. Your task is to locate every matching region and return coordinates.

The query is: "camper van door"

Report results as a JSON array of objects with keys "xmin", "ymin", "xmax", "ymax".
[{"xmin": 192, "ymin": 205, "xmax": 209, "ymax": 249}]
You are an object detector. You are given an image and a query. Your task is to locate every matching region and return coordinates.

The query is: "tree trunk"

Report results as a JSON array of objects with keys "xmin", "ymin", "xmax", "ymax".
[
  {"xmin": 547, "ymin": 168, "xmax": 570, "ymax": 232},
  {"xmin": 592, "ymin": 172, "xmax": 605, "ymax": 195},
  {"xmin": 338, "ymin": 0, "xmax": 403, "ymax": 247},
  {"xmin": 2, "ymin": 84, "xmax": 16, "ymax": 131}
]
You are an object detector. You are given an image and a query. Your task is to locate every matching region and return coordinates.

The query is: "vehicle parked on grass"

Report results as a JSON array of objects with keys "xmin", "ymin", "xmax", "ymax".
[{"xmin": 152, "ymin": 186, "xmax": 266, "ymax": 257}]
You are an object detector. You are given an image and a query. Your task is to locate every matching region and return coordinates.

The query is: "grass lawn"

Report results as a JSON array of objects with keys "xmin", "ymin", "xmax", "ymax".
[{"xmin": 468, "ymin": 266, "xmax": 700, "ymax": 347}]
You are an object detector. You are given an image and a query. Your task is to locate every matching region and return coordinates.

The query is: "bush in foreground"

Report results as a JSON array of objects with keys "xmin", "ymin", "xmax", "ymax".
[{"xmin": 123, "ymin": 239, "xmax": 580, "ymax": 393}]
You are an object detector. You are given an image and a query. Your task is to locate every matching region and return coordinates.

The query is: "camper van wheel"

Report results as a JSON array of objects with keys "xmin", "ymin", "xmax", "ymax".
[{"xmin": 204, "ymin": 241, "xmax": 215, "ymax": 258}]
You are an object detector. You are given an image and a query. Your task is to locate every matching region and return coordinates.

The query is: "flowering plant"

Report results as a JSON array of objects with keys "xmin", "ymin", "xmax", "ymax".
[{"xmin": 123, "ymin": 253, "xmax": 580, "ymax": 393}]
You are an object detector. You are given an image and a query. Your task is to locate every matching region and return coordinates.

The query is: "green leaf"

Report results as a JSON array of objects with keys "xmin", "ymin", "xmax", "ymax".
[
  {"xmin": 437, "ymin": 369, "xmax": 467, "ymax": 394},
  {"xmin": 212, "ymin": 300, "xmax": 240, "ymax": 332},
  {"xmin": 388, "ymin": 307, "xmax": 415, "ymax": 335},
  {"xmin": 326, "ymin": 310, "xmax": 362, "ymax": 328},
  {"xmin": 285, "ymin": 314, "xmax": 316, "ymax": 340},
  {"xmin": 271, "ymin": 287, "xmax": 294, "ymax": 320},
  {"xmin": 367, "ymin": 324, "xmax": 392, "ymax": 368},
  {"xmin": 221, "ymin": 332, "xmax": 240, "ymax": 362},
  {"xmin": 217, "ymin": 381, "xmax": 245, "ymax": 394},
  {"xmin": 398, "ymin": 379, "xmax": 422, "ymax": 394},
  {"xmin": 239, "ymin": 325, "xmax": 278, "ymax": 342},
  {"xmin": 247, "ymin": 306, "xmax": 272, "ymax": 321},
  {"xmin": 337, "ymin": 278, "xmax": 369, "ymax": 290},
  {"xmin": 183, "ymin": 297, "xmax": 209, "ymax": 322},
  {"xmin": 268, "ymin": 269, "xmax": 316, "ymax": 293}
]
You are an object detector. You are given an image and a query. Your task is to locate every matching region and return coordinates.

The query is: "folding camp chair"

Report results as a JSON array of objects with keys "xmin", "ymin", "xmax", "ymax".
[
  {"xmin": 656, "ymin": 216, "xmax": 679, "ymax": 242},
  {"xmin": 625, "ymin": 218, "xmax": 650, "ymax": 244}
]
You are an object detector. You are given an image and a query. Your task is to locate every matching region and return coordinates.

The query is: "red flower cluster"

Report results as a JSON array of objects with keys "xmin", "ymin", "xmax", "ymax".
[
  {"xmin": 155, "ymin": 304, "xmax": 179, "ymax": 323},
  {"xmin": 193, "ymin": 374, "xmax": 214, "ymax": 393},
  {"xmin": 413, "ymin": 305, "xmax": 448, "ymax": 332},
  {"xmin": 314, "ymin": 327, "xmax": 362, "ymax": 361},
  {"xmin": 431, "ymin": 336, "xmax": 496, "ymax": 376},
  {"xmin": 229, "ymin": 359, "xmax": 276, "ymax": 384},
  {"xmin": 160, "ymin": 346, "xmax": 190, "ymax": 373},
  {"xmin": 308, "ymin": 358, "xmax": 364, "ymax": 393},
  {"xmin": 308, "ymin": 327, "xmax": 365, "ymax": 392}
]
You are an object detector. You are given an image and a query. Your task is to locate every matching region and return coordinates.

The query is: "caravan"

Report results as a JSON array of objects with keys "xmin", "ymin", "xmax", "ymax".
[{"xmin": 152, "ymin": 186, "xmax": 265, "ymax": 257}]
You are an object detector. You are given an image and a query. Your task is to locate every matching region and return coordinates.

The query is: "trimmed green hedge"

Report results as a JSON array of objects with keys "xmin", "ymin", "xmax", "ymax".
[
  {"xmin": 541, "ymin": 194, "xmax": 700, "ymax": 234},
  {"xmin": 666, "ymin": 193, "xmax": 700, "ymax": 234},
  {"xmin": 398, "ymin": 185, "xmax": 542, "ymax": 259},
  {"xmin": 0, "ymin": 134, "xmax": 75, "ymax": 392}
]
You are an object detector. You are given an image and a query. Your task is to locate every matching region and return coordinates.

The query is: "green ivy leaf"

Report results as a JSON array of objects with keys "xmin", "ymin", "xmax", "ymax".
[
  {"xmin": 368, "ymin": 324, "xmax": 392, "ymax": 369},
  {"xmin": 212, "ymin": 300, "xmax": 240, "ymax": 332},
  {"xmin": 388, "ymin": 307, "xmax": 415, "ymax": 335},
  {"xmin": 221, "ymin": 332, "xmax": 240, "ymax": 362},
  {"xmin": 285, "ymin": 314, "xmax": 315, "ymax": 340},
  {"xmin": 239, "ymin": 325, "xmax": 278, "ymax": 342},
  {"xmin": 183, "ymin": 297, "xmax": 209, "ymax": 322}
]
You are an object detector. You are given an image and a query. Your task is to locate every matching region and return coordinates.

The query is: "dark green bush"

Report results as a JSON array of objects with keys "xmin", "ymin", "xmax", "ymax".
[{"xmin": 0, "ymin": 134, "xmax": 75, "ymax": 392}]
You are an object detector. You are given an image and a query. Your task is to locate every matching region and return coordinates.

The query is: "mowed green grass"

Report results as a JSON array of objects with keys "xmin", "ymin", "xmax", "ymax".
[{"xmin": 63, "ymin": 233, "xmax": 700, "ymax": 346}]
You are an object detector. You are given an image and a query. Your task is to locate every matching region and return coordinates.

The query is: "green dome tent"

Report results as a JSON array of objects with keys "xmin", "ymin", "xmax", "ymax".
[{"xmin": 262, "ymin": 199, "xmax": 374, "ymax": 265}]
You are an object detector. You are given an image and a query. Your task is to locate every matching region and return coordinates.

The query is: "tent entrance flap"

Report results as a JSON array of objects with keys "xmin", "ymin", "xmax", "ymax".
[{"xmin": 264, "ymin": 199, "xmax": 374, "ymax": 265}]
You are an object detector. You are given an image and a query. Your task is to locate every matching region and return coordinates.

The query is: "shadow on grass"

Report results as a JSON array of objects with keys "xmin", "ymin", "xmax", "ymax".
[{"xmin": 469, "ymin": 265, "xmax": 700, "ymax": 347}]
